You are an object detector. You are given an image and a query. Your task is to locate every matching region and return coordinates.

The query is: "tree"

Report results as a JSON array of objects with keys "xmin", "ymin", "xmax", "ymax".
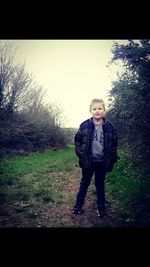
[
  {"xmin": 107, "ymin": 39, "xmax": 150, "ymax": 167},
  {"xmin": 0, "ymin": 42, "xmax": 69, "ymax": 156},
  {"xmin": 0, "ymin": 42, "xmax": 49, "ymax": 118}
]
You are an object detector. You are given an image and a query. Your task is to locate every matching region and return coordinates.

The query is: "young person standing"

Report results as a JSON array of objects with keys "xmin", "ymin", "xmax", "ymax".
[{"xmin": 73, "ymin": 98, "xmax": 118, "ymax": 218}]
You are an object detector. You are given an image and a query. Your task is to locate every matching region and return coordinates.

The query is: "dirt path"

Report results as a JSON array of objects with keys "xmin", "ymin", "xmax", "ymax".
[
  {"xmin": 0, "ymin": 167, "xmax": 121, "ymax": 228},
  {"xmin": 0, "ymin": 197, "xmax": 119, "ymax": 228}
]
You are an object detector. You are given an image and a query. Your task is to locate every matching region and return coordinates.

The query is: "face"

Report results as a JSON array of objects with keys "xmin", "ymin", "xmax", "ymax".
[{"xmin": 90, "ymin": 102, "xmax": 105, "ymax": 120}]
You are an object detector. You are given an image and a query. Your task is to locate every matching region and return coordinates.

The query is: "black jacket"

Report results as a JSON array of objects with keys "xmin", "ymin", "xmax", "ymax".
[{"xmin": 74, "ymin": 117, "xmax": 118, "ymax": 172}]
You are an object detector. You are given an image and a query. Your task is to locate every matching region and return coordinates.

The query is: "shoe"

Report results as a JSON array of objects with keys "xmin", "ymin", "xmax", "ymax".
[
  {"xmin": 97, "ymin": 205, "xmax": 106, "ymax": 218},
  {"xmin": 72, "ymin": 204, "xmax": 83, "ymax": 214}
]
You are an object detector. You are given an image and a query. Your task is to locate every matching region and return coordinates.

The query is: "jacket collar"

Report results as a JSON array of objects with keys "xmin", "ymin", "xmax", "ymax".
[{"xmin": 90, "ymin": 117, "xmax": 106, "ymax": 126}]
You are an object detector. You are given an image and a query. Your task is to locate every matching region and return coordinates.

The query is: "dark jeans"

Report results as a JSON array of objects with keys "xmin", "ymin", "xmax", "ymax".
[{"xmin": 76, "ymin": 161, "xmax": 106, "ymax": 208}]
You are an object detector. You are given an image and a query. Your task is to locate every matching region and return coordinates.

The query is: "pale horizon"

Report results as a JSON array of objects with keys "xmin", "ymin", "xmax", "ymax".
[{"xmin": 1, "ymin": 39, "xmax": 128, "ymax": 128}]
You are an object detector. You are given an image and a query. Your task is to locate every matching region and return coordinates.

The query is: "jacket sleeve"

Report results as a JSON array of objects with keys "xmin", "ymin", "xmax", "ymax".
[{"xmin": 74, "ymin": 128, "xmax": 83, "ymax": 158}]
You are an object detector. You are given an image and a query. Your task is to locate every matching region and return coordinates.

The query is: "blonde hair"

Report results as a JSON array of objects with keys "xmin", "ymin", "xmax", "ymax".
[{"xmin": 90, "ymin": 98, "xmax": 106, "ymax": 111}]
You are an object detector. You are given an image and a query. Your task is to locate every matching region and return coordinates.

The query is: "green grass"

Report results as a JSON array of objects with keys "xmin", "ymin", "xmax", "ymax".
[
  {"xmin": 0, "ymin": 145, "xmax": 77, "ymax": 209},
  {"xmin": 0, "ymin": 145, "xmax": 150, "ymax": 227},
  {"xmin": 106, "ymin": 150, "xmax": 150, "ymax": 227}
]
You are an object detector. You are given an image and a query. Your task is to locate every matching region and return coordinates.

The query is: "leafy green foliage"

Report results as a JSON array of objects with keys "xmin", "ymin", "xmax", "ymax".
[{"xmin": 107, "ymin": 39, "xmax": 150, "ymax": 168}]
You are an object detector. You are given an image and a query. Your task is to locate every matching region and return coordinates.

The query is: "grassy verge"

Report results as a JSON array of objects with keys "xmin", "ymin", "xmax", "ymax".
[
  {"xmin": 0, "ymin": 145, "xmax": 149, "ymax": 227},
  {"xmin": 0, "ymin": 145, "xmax": 78, "ymax": 226},
  {"xmin": 106, "ymin": 150, "xmax": 150, "ymax": 227}
]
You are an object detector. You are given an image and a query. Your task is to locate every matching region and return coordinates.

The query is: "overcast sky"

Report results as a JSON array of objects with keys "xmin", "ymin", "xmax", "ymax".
[{"xmin": 1, "ymin": 39, "xmax": 127, "ymax": 128}]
